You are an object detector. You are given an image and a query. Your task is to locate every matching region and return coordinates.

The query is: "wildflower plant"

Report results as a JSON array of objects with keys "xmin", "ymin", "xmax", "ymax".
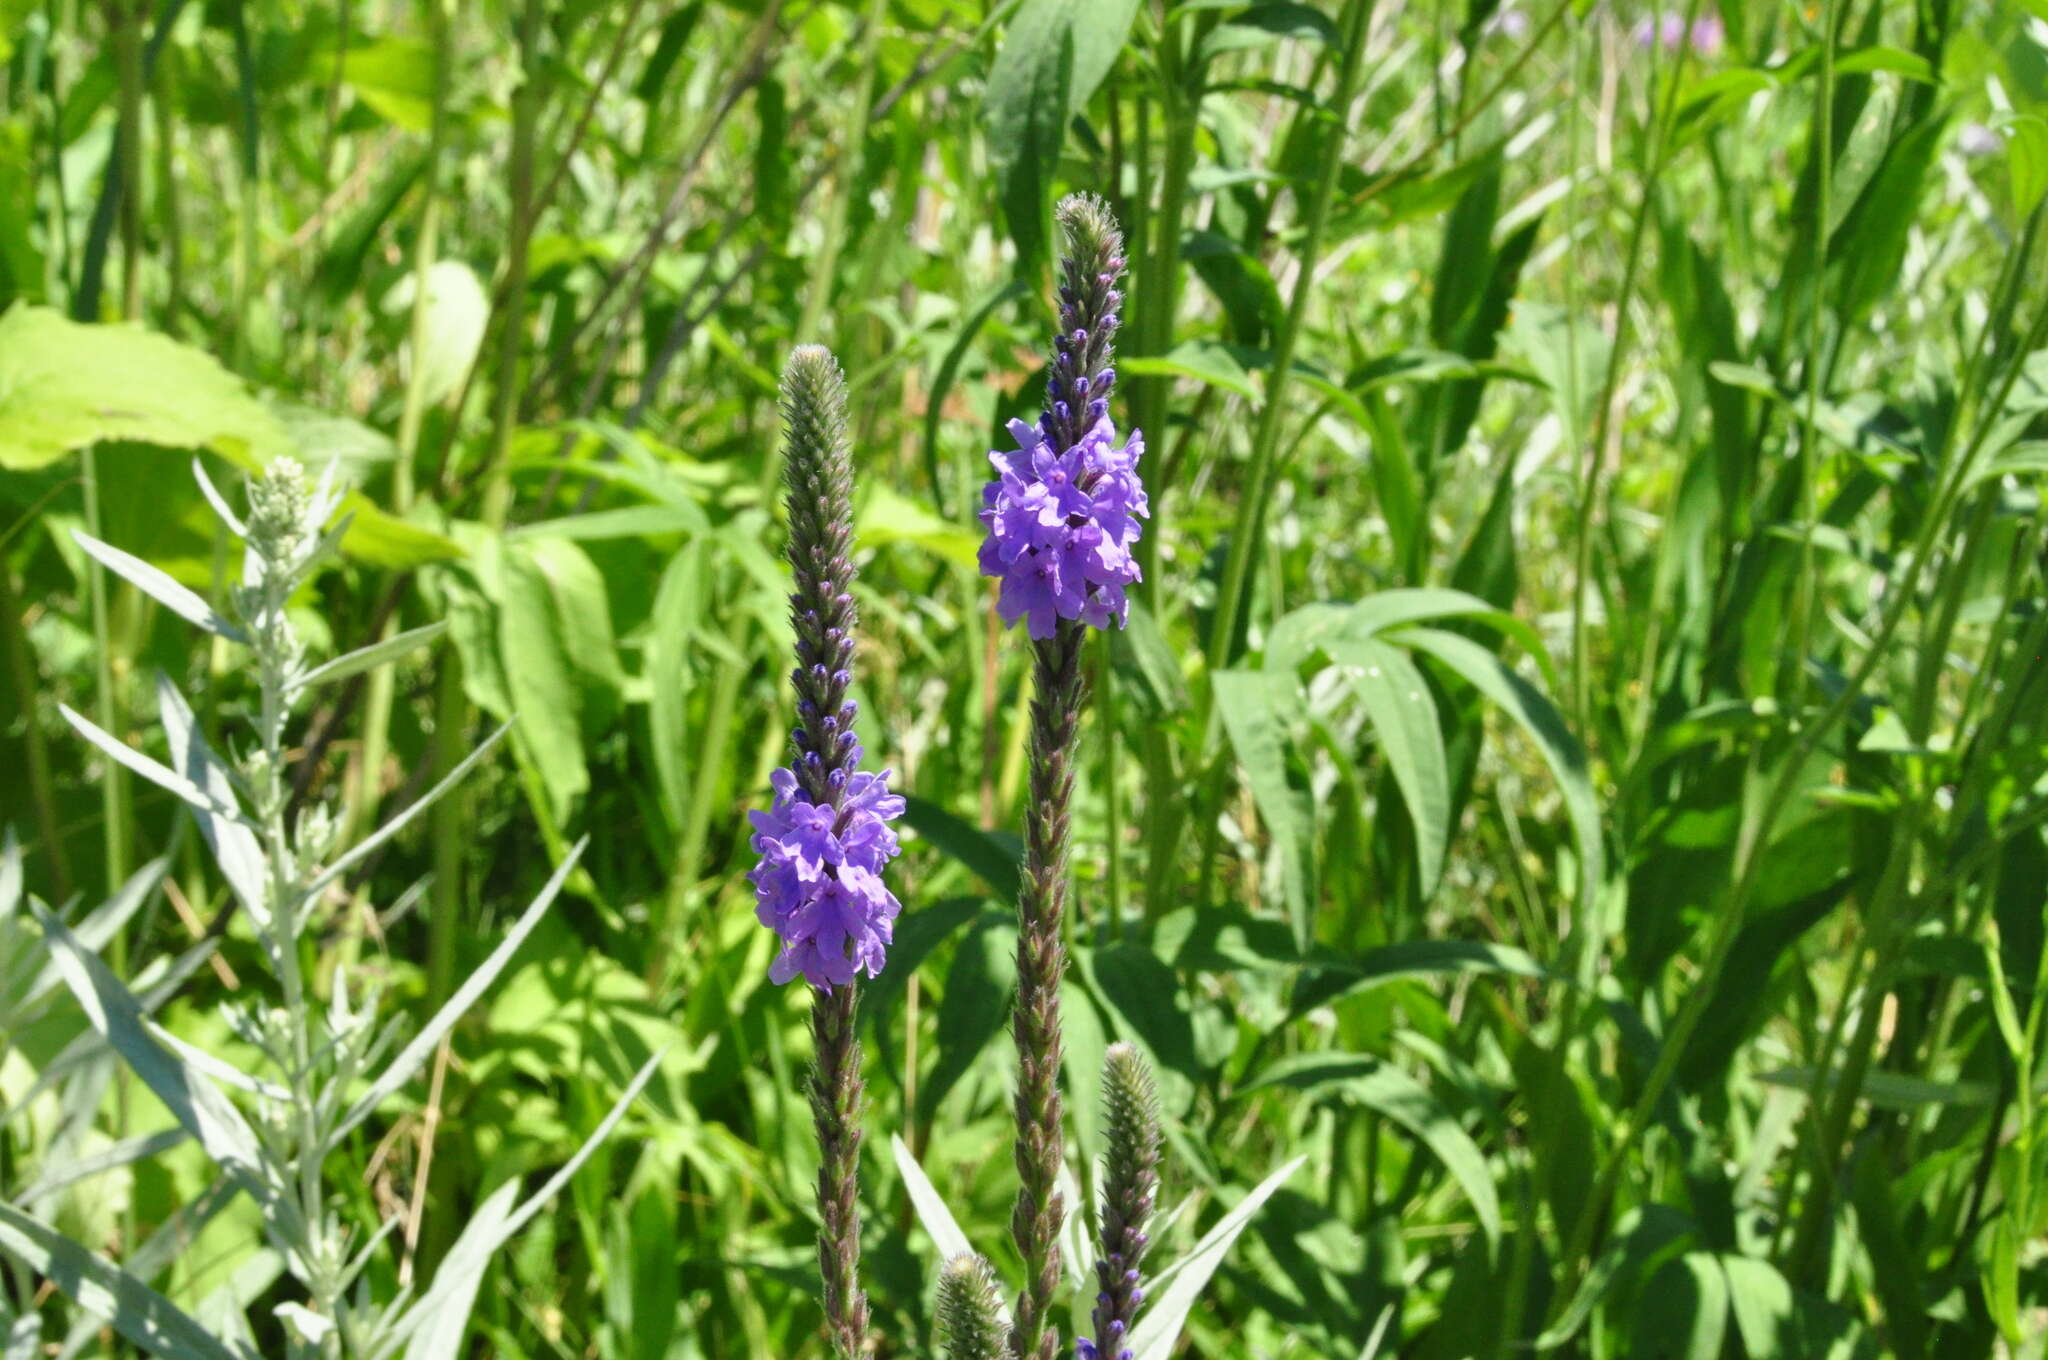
[
  {"xmin": 749, "ymin": 345, "xmax": 904, "ymax": 1357},
  {"xmin": 1, "ymin": 457, "xmax": 655, "ymax": 1357}
]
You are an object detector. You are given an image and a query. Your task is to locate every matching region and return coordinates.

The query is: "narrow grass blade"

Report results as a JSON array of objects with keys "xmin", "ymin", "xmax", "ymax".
[{"xmin": 891, "ymin": 1133, "xmax": 1014, "ymax": 1328}]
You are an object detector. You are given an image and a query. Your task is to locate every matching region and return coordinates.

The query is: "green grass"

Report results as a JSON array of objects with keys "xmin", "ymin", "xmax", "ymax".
[{"xmin": 2, "ymin": 0, "xmax": 2047, "ymax": 1355}]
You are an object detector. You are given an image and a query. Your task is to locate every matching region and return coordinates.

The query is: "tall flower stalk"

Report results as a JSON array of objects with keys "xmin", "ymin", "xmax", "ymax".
[
  {"xmin": 979, "ymin": 193, "xmax": 1146, "ymax": 1360},
  {"xmin": 1081, "ymin": 1043, "xmax": 1162, "ymax": 1360},
  {"xmin": 747, "ymin": 346, "xmax": 905, "ymax": 1357}
]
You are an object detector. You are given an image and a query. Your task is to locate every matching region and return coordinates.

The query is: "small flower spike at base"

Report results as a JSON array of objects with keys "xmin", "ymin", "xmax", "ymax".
[
  {"xmin": 988, "ymin": 193, "xmax": 1142, "ymax": 1360},
  {"xmin": 938, "ymin": 1255, "xmax": 1010, "ymax": 1360},
  {"xmin": 748, "ymin": 345, "xmax": 903, "ymax": 1358},
  {"xmin": 1079, "ymin": 1044, "xmax": 1163, "ymax": 1360}
]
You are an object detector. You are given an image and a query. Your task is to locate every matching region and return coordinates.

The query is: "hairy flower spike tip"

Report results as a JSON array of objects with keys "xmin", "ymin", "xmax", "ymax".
[
  {"xmin": 979, "ymin": 193, "xmax": 1148, "ymax": 639},
  {"xmin": 749, "ymin": 346, "xmax": 905, "ymax": 993},
  {"xmin": 937, "ymin": 1256, "xmax": 1009, "ymax": 1360},
  {"xmin": 1081, "ymin": 1043, "xmax": 1163, "ymax": 1360}
]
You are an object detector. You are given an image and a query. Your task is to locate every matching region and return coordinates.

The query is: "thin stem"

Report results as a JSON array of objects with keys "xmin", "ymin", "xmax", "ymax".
[
  {"xmin": 0, "ymin": 559, "xmax": 72, "ymax": 901},
  {"xmin": 1786, "ymin": 0, "xmax": 1839, "ymax": 710}
]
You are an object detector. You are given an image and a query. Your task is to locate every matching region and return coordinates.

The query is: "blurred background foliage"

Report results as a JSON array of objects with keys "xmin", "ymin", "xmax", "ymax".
[{"xmin": 3, "ymin": 0, "xmax": 2048, "ymax": 1354}]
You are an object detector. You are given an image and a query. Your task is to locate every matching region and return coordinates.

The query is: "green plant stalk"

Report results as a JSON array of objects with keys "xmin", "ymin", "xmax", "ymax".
[
  {"xmin": 0, "ymin": 561, "xmax": 71, "ymax": 902},
  {"xmin": 352, "ymin": 0, "xmax": 452, "ymax": 847},
  {"xmin": 1178, "ymin": 0, "xmax": 1367, "ymax": 914},
  {"xmin": 793, "ymin": 0, "xmax": 886, "ymax": 351},
  {"xmin": 1566, "ymin": 0, "xmax": 1701, "ymax": 729},
  {"xmin": 227, "ymin": 0, "xmax": 259, "ymax": 367},
  {"xmin": 1545, "ymin": 277, "xmax": 2048, "ymax": 1323},
  {"xmin": 111, "ymin": 0, "xmax": 143, "ymax": 319},
  {"xmin": 79, "ymin": 445, "xmax": 127, "ymax": 896},
  {"xmin": 153, "ymin": 47, "xmax": 181, "ymax": 333},
  {"xmin": 1785, "ymin": 0, "xmax": 1839, "ymax": 710},
  {"xmin": 654, "ymin": 639, "xmax": 746, "ymax": 987}
]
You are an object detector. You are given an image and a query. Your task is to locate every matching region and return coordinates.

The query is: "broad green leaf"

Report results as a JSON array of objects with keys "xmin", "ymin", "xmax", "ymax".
[
  {"xmin": 1120, "ymin": 340, "xmax": 1259, "ymax": 400},
  {"xmin": 985, "ymin": 0, "xmax": 1140, "ymax": 262},
  {"xmin": 1289, "ymin": 938, "xmax": 1551, "ymax": 1018},
  {"xmin": 1536, "ymin": 1205, "xmax": 1698, "ymax": 1349},
  {"xmin": 336, "ymin": 493, "xmax": 464, "ymax": 568},
  {"xmin": 2006, "ymin": 114, "xmax": 2048, "ymax": 219},
  {"xmin": 1329, "ymin": 638, "xmax": 1450, "ymax": 892},
  {"xmin": 647, "ymin": 542, "xmax": 706, "ymax": 835},
  {"xmin": 1125, "ymin": 1156, "xmax": 1305, "ymax": 1360},
  {"xmin": 1265, "ymin": 588, "xmax": 1549, "ymax": 684},
  {"xmin": 499, "ymin": 536, "xmax": 625, "ymax": 822},
  {"xmin": 0, "ymin": 1200, "xmax": 246, "ymax": 1360},
  {"xmin": 1237, "ymin": 1054, "xmax": 1500, "ymax": 1247},
  {"xmin": 1397, "ymin": 628, "xmax": 1604, "ymax": 926},
  {"xmin": 0, "ymin": 305, "xmax": 288, "ymax": 469},
  {"xmin": 338, "ymin": 36, "xmax": 439, "ymax": 130},
  {"xmin": 857, "ymin": 483, "xmax": 980, "ymax": 565},
  {"xmin": 1214, "ymin": 668, "xmax": 1314, "ymax": 934},
  {"xmin": 900, "ymin": 794, "xmax": 1023, "ymax": 901},
  {"xmin": 1632, "ymin": 1253, "xmax": 1729, "ymax": 1360},
  {"xmin": 506, "ymin": 503, "xmax": 708, "ymax": 542},
  {"xmin": 385, "ymin": 260, "xmax": 488, "ymax": 407}
]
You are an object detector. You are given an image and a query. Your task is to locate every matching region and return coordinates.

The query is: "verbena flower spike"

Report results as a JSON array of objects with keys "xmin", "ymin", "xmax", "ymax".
[
  {"xmin": 1079, "ymin": 1043, "xmax": 1162, "ymax": 1360},
  {"xmin": 749, "ymin": 345, "xmax": 903, "ymax": 1357},
  {"xmin": 938, "ymin": 1255, "xmax": 1010, "ymax": 1360},
  {"xmin": 981, "ymin": 192, "xmax": 1143, "ymax": 1360}
]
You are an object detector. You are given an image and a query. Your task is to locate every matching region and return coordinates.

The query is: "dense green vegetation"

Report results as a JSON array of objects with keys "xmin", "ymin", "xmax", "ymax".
[{"xmin": 3, "ymin": 0, "xmax": 2048, "ymax": 1354}]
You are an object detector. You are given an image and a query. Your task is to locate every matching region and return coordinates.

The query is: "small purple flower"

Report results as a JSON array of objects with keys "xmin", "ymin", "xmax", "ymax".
[
  {"xmin": 1633, "ymin": 10, "xmax": 1723, "ymax": 58},
  {"xmin": 979, "ymin": 414, "xmax": 1148, "ymax": 639},
  {"xmin": 749, "ymin": 766, "xmax": 904, "ymax": 990}
]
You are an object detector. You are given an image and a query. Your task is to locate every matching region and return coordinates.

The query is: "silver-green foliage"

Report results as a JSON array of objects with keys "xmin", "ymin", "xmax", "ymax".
[{"xmin": 5, "ymin": 458, "xmax": 655, "ymax": 1359}]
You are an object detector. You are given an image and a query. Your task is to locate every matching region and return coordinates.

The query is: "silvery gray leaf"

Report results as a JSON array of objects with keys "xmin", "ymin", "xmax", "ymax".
[
  {"xmin": 0, "ymin": 1199, "xmax": 253, "ymax": 1360},
  {"xmin": 1124, "ymin": 1155, "xmax": 1304, "ymax": 1360},
  {"xmin": 332, "ymin": 838, "xmax": 587, "ymax": 1144},
  {"xmin": 306, "ymin": 723, "xmax": 510, "ymax": 899},
  {"xmin": 157, "ymin": 677, "xmax": 269, "ymax": 927},
  {"xmin": 70, "ymin": 530, "xmax": 246, "ymax": 643},
  {"xmin": 291, "ymin": 621, "xmax": 448, "ymax": 695},
  {"xmin": 58, "ymin": 706, "xmax": 249, "ymax": 830}
]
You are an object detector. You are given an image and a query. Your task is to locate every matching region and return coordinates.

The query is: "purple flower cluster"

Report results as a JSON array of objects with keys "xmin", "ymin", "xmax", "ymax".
[
  {"xmin": 748, "ymin": 764, "xmax": 905, "ymax": 990},
  {"xmin": 979, "ymin": 412, "xmax": 1148, "ymax": 639}
]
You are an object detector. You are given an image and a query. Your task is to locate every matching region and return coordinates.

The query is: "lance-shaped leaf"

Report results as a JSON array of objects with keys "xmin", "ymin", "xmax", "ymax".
[
  {"xmin": 377, "ymin": 1052, "xmax": 661, "ymax": 1357},
  {"xmin": 59, "ymin": 706, "xmax": 249, "ymax": 828},
  {"xmin": 306, "ymin": 724, "xmax": 509, "ymax": 899},
  {"xmin": 53, "ymin": 1180, "xmax": 243, "ymax": 1360},
  {"xmin": 0, "ymin": 1199, "xmax": 251, "ymax": 1360},
  {"xmin": 71, "ymin": 530, "xmax": 245, "ymax": 642},
  {"xmin": 891, "ymin": 1134, "xmax": 1014, "ymax": 1328},
  {"xmin": 1125, "ymin": 1156, "xmax": 1306, "ymax": 1360},
  {"xmin": 17, "ymin": 1128, "xmax": 188, "ymax": 1207},
  {"xmin": 291, "ymin": 621, "xmax": 449, "ymax": 695},
  {"xmin": 157, "ymin": 676, "xmax": 269, "ymax": 926},
  {"xmin": 31, "ymin": 906, "xmax": 298, "ymax": 1239},
  {"xmin": 4, "ymin": 852, "xmax": 168, "ymax": 1019},
  {"xmin": 333, "ymin": 838, "xmax": 587, "ymax": 1143}
]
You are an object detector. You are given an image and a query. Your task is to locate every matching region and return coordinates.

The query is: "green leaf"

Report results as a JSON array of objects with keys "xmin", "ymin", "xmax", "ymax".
[
  {"xmin": 1214, "ymin": 668, "xmax": 1314, "ymax": 936},
  {"xmin": 0, "ymin": 1200, "xmax": 246, "ymax": 1360},
  {"xmin": 857, "ymin": 483, "xmax": 980, "ymax": 566},
  {"xmin": 499, "ymin": 536, "xmax": 624, "ymax": 823},
  {"xmin": 919, "ymin": 912, "xmax": 1017, "ymax": 1121},
  {"xmin": 985, "ymin": 0, "xmax": 1140, "ymax": 263},
  {"xmin": 339, "ymin": 36, "xmax": 440, "ymax": 132},
  {"xmin": 1328, "ymin": 638, "xmax": 1450, "ymax": 892},
  {"xmin": 385, "ymin": 261, "xmax": 488, "ymax": 408},
  {"xmin": 1125, "ymin": 1156, "xmax": 1306, "ymax": 1360},
  {"xmin": 0, "ymin": 305, "xmax": 288, "ymax": 470},
  {"xmin": 647, "ymin": 542, "xmax": 705, "ymax": 836},
  {"xmin": 900, "ymin": 794, "xmax": 1023, "ymax": 901},
  {"xmin": 335, "ymin": 493, "xmax": 464, "ymax": 568},
  {"xmin": 1632, "ymin": 1253, "xmax": 1729, "ymax": 1360},
  {"xmin": 1397, "ymin": 628, "xmax": 1604, "ymax": 929},
  {"xmin": 1236, "ymin": 1054, "xmax": 1500, "ymax": 1247},
  {"xmin": 2005, "ymin": 114, "xmax": 2048, "ymax": 219},
  {"xmin": 890, "ymin": 1134, "xmax": 1015, "ymax": 1325},
  {"xmin": 1289, "ymin": 938, "xmax": 1551, "ymax": 1018},
  {"xmin": 1119, "ymin": 339, "xmax": 1259, "ymax": 399}
]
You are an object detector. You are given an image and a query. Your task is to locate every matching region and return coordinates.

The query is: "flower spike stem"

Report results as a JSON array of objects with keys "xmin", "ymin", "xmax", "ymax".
[
  {"xmin": 812, "ymin": 980, "xmax": 869, "ymax": 1358},
  {"xmin": 1000, "ymin": 193, "xmax": 1138, "ymax": 1360},
  {"xmin": 1010, "ymin": 618, "xmax": 1087, "ymax": 1360},
  {"xmin": 1081, "ymin": 1043, "xmax": 1163, "ymax": 1360}
]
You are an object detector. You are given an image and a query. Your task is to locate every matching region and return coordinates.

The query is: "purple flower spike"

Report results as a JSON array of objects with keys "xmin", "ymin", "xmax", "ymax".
[
  {"xmin": 979, "ymin": 193, "xmax": 1147, "ymax": 641},
  {"xmin": 750, "ymin": 347, "xmax": 904, "ymax": 994}
]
